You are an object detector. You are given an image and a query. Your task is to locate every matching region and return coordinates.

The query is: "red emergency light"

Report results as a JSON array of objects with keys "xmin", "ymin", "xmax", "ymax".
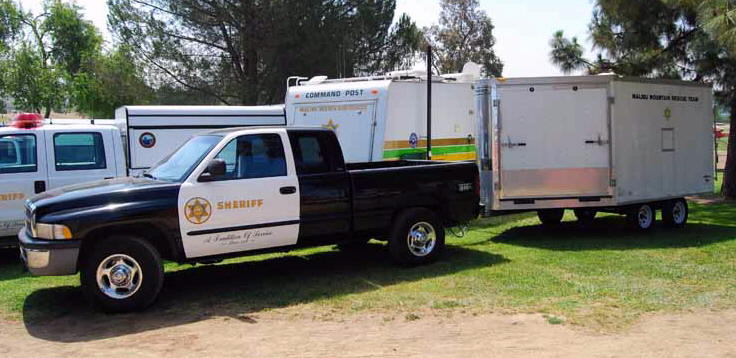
[{"xmin": 11, "ymin": 113, "xmax": 43, "ymax": 129}]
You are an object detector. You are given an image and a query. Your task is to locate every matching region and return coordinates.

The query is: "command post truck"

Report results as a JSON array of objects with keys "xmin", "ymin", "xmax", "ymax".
[
  {"xmin": 285, "ymin": 63, "xmax": 480, "ymax": 163},
  {"xmin": 475, "ymin": 75, "xmax": 714, "ymax": 230},
  {"xmin": 19, "ymin": 127, "xmax": 479, "ymax": 312}
]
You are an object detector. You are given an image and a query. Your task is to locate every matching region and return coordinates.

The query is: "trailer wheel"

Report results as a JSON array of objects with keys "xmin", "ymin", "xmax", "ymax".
[
  {"xmin": 80, "ymin": 236, "xmax": 164, "ymax": 313},
  {"xmin": 626, "ymin": 204, "xmax": 656, "ymax": 231},
  {"xmin": 537, "ymin": 209, "xmax": 564, "ymax": 227},
  {"xmin": 662, "ymin": 198, "xmax": 688, "ymax": 228},
  {"xmin": 389, "ymin": 208, "xmax": 445, "ymax": 266},
  {"xmin": 574, "ymin": 209, "xmax": 597, "ymax": 227}
]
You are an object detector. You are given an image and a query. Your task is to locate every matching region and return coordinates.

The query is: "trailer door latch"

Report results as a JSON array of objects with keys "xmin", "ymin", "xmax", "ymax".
[{"xmin": 584, "ymin": 134, "xmax": 609, "ymax": 146}]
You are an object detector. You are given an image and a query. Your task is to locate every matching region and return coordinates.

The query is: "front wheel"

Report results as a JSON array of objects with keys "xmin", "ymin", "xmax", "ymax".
[
  {"xmin": 80, "ymin": 236, "xmax": 164, "ymax": 313},
  {"xmin": 662, "ymin": 199, "xmax": 688, "ymax": 228},
  {"xmin": 626, "ymin": 204, "xmax": 656, "ymax": 231},
  {"xmin": 389, "ymin": 208, "xmax": 445, "ymax": 266}
]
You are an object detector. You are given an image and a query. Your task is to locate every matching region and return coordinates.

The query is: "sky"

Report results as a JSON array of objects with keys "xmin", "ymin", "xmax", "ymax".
[{"xmin": 22, "ymin": 0, "xmax": 595, "ymax": 77}]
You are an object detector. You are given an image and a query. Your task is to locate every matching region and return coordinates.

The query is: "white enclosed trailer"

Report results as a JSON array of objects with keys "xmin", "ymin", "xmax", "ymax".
[
  {"xmin": 115, "ymin": 105, "xmax": 286, "ymax": 175},
  {"xmin": 476, "ymin": 75, "xmax": 714, "ymax": 229},
  {"xmin": 285, "ymin": 65, "xmax": 480, "ymax": 163}
]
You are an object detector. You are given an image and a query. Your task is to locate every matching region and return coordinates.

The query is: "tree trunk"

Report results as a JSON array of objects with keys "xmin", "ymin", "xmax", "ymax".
[{"xmin": 721, "ymin": 101, "xmax": 736, "ymax": 199}]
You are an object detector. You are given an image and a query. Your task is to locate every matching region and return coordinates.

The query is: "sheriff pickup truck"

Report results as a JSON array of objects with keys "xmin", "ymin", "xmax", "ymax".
[{"xmin": 19, "ymin": 127, "xmax": 479, "ymax": 312}]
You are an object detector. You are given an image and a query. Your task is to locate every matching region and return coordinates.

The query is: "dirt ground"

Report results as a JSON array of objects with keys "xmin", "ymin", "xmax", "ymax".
[{"xmin": 1, "ymin": 309, "xmax": 734, "ymax": 358}]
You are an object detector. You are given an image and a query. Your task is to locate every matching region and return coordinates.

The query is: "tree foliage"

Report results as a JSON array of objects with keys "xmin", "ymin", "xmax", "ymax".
[
  {"xmin": 549, "ymin": 0, "xmax": 736, "ymax": 198},
  {"xmin": 108, "ymin": 0, "xmax": 423, "ymax": 105},
  {"xmin": 425, "ymin": 0, "xmax": 503, "ymax": 76},
  {"xmin": 0, "ymin": 0, "xmax": 150, "ymax": 118},
  {"xmin": 71, "ymin": 46, "xmax": 153, "ymax": 118}
]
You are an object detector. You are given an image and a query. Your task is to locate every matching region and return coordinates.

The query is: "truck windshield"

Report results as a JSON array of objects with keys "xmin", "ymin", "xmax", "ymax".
[{"xmin": 146, "ymin": 135, "xmax": 222, "ymax": 182}]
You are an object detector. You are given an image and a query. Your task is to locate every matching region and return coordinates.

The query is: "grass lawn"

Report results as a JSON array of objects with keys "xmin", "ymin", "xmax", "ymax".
[{"xmin": 1, "ymin": 198, "xmax": 735, "ymax": 330}]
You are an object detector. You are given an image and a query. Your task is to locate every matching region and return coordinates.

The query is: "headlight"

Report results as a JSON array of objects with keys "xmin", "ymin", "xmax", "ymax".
[{"xmin": 34, "ymin": 223, "xmax": 73, "ymax": 240}]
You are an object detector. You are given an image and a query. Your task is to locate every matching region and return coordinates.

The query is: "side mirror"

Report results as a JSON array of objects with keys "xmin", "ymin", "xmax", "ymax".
[{"xmin": 198, "ymin": 159, "xmax": 226, "ymax": 182}]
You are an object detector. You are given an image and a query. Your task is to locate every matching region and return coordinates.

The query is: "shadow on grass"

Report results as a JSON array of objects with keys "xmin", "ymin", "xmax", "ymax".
[
  {"xmin": 491, "ymin": 215, "xmax": 736, "ymax": 251},
  {"xmin": 22, "ymin": 243, "xmax": 507, "ymax": 343}
]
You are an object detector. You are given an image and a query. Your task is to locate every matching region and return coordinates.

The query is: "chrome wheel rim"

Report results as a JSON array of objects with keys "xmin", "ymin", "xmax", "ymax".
[
  {"xmin": 638, "ymin": 205, "xmax": 654, "ymax": 228},
  {"xmin": 672, "ymin": 201, "xmax": 686, "ymax": 224},
  {"xmin": 407, "ymin": 222, "xmax": 436, "ymax": 257},
  {"xmin": 96, "ymin": 254, "xmax": 143, "ymax": 300}
]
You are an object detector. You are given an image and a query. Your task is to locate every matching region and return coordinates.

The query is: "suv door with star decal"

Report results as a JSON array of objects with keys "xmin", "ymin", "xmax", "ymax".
[{"xmin": 177, "ymin": 131, "xmax": 300, "ymax": 259}]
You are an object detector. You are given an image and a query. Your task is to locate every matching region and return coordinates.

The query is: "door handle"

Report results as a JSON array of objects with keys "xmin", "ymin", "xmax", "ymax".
[
  {"xmin": 280, "ymin": 186, "xmax": 297, "ymax": 195},
  {"xmin": 502, "ymin": 136, "xmax": 527, "ymax": 148},
  {"xmin": 585, "ymin": 134, "xmax": 609, "ymax": 145},
  {"xmin": 34, "ymin": 181, "xmax": 46, "ymax": 194}
]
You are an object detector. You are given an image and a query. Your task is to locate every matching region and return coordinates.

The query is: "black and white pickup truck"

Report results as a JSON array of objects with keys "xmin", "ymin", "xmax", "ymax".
[{"xmin": 19, "ymin": 127, "xmax": 479, "ymax": 312}]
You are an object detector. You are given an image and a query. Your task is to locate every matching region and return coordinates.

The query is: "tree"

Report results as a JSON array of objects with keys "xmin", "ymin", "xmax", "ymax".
[
  {"xmin": 71, "ymin": 46, "xmax": 153, "ymax": 118},
  {"xmin": 4, "ymin": 43, "xmax": 66, "ymax": 114},
  {"xmin": 425, "ymin": 0, "xmax": 503, "ymax": 76},
  {"xmin": 549, "ymin": 0, "xmax": 736, "ymax": 199},
  {"xmin": 0, "ymin": 0, "xmax": 102, "ymax": 117},
  {"xmin": 108, "ymin": 0, "xmax": 422, "ymax": 105}
]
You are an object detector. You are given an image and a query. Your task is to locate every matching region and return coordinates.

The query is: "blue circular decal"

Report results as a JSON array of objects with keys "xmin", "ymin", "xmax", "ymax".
[
  {"xmin": 409, "ymin": 132, "xmax": 418, "ymax": 149},
  {"xmin": 139, "ymin": 132, "xmax": 156, "ymax": 148}
]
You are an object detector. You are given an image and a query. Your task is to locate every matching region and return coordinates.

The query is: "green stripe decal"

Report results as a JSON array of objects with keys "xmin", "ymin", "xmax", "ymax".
[{"xmin": 383, "ymin": 145, "xmax": 477, "ymax": 159}]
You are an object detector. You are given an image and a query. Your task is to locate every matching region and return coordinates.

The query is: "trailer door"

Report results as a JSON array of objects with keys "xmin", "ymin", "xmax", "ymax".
[
  {"xmin": 291, "ymin": 101, "xmax": 377, "ymax": 163},
  {"xmin": 497, "ymin": 85, "xmax": 611, "ymax": 199}
]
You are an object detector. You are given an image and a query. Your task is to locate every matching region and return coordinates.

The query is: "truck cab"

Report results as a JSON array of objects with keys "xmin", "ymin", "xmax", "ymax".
[{"xmin": 0, "ymin": 116, "xmax": 125, "ymax": 242}]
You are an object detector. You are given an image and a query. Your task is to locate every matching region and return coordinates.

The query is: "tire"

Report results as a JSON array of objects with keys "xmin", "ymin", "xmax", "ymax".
[
  {"xmin": 389, "ymin": 208, "xmax": 445, "ymax": 266},
  {"xmin": 626, "ymin": 204, "xmax": 656, "ymax": 231},
  {"xmin": 80, "ymin": 236, "xmax": 164, "ymax": 313},
  {"xmin": 574, "ymin": 209, "xmax": 597, "ymax": 227},
  {"xmin": 662, "ymin": 198, "xmax": 688, "ymax": 228},
  {"xmin": 537, "ymin": 209, "xmax": 564, "ymax": 227}
]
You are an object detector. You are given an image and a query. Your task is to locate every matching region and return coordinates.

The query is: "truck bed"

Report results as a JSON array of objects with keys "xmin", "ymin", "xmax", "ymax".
[{"xmin": 346, "ymin": 160, "xmax": 479, "ymax": 238}]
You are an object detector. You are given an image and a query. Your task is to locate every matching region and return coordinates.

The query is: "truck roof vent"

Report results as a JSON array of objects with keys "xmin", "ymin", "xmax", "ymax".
[{"xmin": 305, "ymin": 76, "xmax": 328, "ymax": 85}]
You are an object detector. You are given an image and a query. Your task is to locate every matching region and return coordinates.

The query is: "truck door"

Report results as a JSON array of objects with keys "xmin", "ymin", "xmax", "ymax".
[
  {"xmin": 287, "ymin": 130, "xmax": 351, "ymax": 246},
  {"xmin": 0, "ymin": 131, "xmax": 47, "ymax": 237},
  {"xmin": 498, "ymin": 86, "xmax": 611, "ymax": 199},
  {"xmin": 46, "ymin": 129, "xmax": 119, "ymax": 188},
  {"xmin": 291, "ymin": 101, "xmax": 377, "ymax": 163},
  {"xmin": 178, "ymin": 132, "xmax": 301, "ymax": 258}
]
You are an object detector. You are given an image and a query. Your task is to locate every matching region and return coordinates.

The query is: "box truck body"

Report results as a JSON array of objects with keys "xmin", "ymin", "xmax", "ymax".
[
  {"xmin": 285, "ymin": 71, "xmax": 477, "ymax": 163},
  {"xmin": 115, "ymin": 105, "xmax": 286, "ymax": 175},
  {"xmin": 476, "ymin": 75, "xmax": 714, "ymax": 213}
]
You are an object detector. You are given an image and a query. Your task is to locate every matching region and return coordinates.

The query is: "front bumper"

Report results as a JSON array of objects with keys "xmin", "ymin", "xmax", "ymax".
[{"xmin": 18, "ymin": 229, "xmax": 81, "ymax": 276}]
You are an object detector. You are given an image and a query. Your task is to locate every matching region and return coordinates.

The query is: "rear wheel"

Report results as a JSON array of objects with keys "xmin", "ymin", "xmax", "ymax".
[
  {"xmin": 662, "ymin": 198, "xmax": 688, "ymax": 228},
  {"xmin": 80, "ymin": 236, "xmax": 164, "ymax": 313},
  {"xmin": 389, "ymin": 208, "xmax": 445, "ymax": 266},
  {"xmin": 537, "ymin": 209, "xmax": 564, "ymax": 227},
  {"xmin": 574, "ymin": 209, "xmax": 597, "ymax": 227},
  {"xmin": 626, "ymin": 204, "xmax": 656, "ymax": 231}
]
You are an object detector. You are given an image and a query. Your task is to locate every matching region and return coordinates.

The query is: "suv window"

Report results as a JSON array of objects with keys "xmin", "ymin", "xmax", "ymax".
[
  {"xmin": 0, "ymin": 134, "xmax": 36, "ymax": 174},
  {"xmin": 53, "ymin": 132, "xmax": 107, "ymax": 171},
  {"xmin": 289, "ymin": 131, "xmax": 343, "ymax": 175},
  {"xmin": 214, "ymin": 133, "xmax": 286, "ymax": 180}
]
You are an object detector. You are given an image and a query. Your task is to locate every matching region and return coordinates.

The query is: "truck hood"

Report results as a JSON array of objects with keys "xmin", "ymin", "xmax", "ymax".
[{"xmin": 29, "ymin": 177, "xmax": 181, "ymax": 218}]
